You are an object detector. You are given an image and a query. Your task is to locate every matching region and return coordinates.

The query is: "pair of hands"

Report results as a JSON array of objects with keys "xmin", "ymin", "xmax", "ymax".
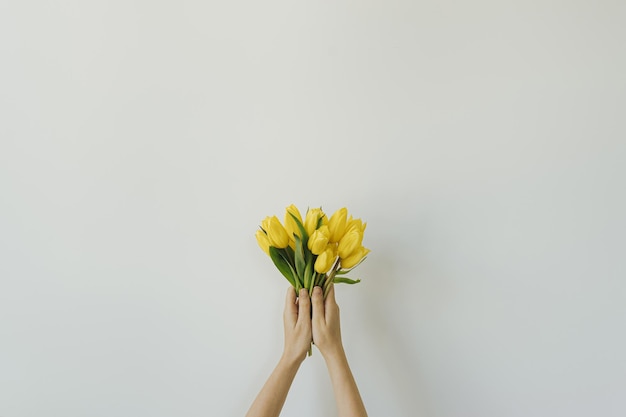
[
  {"xmin": 246, "ymin": 285, "xmax": 368, "ymax": 417},
  {"xmin": 282, "ymin": 285, "xmax": 343, "ymax": 364}
]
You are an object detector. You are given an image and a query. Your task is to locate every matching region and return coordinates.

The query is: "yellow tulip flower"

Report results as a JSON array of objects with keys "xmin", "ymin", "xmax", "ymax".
[
  {"xmin": 266, "ymin": 215, "xmax": 289, "ymax": 248},
  {"xmin": 255, "ymin": 230, "xmax": 271, "ymax": 255},
  {"xmin": 340, "ymin": 246, "xmax": 370, "ymax": 269},
  {"xmin": 328, "ymin": 207, "xmax": 348, "ymax": 243},
  {"xmin": 257, "ymin": 205, "xmax": 368, "ymax": 301},
  {"xmin": 284, "ymin": 204, "xmax": 303, "ymax": 240},
  {"xmin": 346, "ymin": 217, "xmax": 366, "ymax": 235},
  {"xmin": 304, "ymin": 207, "xmax": 327, "ymax": 236},
  {"xmin": 314, "ymin": 246, "xmax": 336, "ymax": 274},
  {"xmin": 337, "ymin": 229, "xmax": 363, "ymax": 259},
  {"xmin": 308, "ymin": 225, "xmax": 330, "ymax": 255},
  {"xmin": 261, "ymin": 216, "xmax": 272, "ymax": 232}
]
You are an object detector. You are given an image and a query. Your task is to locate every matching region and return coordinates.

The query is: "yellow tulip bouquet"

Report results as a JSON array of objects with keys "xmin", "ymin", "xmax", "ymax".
[{"xmin": 256, "ymin": 204, "xmax": 369, "ymax": 300}]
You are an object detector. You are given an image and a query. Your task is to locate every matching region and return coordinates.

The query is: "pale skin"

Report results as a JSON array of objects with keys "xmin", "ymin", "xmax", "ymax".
[{"xmin": 245, "ymin": 285, "xmax": 368, "ymax": 417}]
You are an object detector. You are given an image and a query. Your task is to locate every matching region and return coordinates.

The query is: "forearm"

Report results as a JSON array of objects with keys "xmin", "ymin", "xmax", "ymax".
[
  {"xmin": 246, "ymin": 356, "xmax": 301, "ymax": 417},
  {"xmin": 324, "ymin": 348, "xmax": 368, "ymax": 417}
]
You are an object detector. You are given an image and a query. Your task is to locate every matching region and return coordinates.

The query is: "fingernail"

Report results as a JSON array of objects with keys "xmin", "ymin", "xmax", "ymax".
[{"xmin": 314, "ymin": 286, "xmax": 322, "ymax": 294}]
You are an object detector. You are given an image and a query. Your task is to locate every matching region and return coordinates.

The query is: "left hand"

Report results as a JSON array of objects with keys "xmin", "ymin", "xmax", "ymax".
[{"xmin": 282, "ymin": 287, "xmax": 312, "ymax": 365}]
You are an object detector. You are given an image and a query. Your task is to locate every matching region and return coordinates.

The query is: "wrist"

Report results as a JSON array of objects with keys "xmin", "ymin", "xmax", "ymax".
[
  {"xmin": 321, "ymin": 344, "xmax": 346, "ymax": 364},
  {"xmin": 279, "ymin": 351, "xmax": 305, "ymax": 369}
]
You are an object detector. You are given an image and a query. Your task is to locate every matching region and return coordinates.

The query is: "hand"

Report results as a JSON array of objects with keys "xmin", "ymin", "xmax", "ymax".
[
  {"xmin": 282, "ymin": 287, "xmax": 312, "ymax": 365},
  {"xmin": 312, "ymin": 285, "xmax": 368, "ymax": 416},
  {"xmin": 311, "ymin": 285, "xmax": 344, "ymax": 359},
  {"xmin": 246, "ymin": 288, "xmax": 312, "ymax": 417},
  {"xmin": 248, "ymin": 286, "xmax": 367, "ymax": 417}
]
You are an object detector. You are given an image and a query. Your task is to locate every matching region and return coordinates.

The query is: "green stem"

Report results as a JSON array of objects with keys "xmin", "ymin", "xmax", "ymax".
[{"xmin": 323, "ymin": 259, "xmax": 341, "ymax": 298}]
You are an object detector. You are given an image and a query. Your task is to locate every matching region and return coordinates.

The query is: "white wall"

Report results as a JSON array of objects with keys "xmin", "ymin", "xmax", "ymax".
[{"xmin": 1, "ymin": 1, "xmax": 625, "ymax": 416}]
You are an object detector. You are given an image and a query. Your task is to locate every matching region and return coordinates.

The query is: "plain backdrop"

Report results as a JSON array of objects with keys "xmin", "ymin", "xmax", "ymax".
[{"xmin": 1, "ymin": 1, "xmax": 625, "ymax": 416}]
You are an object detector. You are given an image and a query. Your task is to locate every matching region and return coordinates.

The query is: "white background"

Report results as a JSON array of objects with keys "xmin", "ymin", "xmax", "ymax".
[{"xmin": 1, "ymin": 1, "xmax": 625, "ymax": 416}]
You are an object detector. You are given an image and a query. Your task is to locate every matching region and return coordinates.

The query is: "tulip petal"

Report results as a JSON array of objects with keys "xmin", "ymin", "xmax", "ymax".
[
  {"xmin": 266, "ymin": 216, "xmax": 289, "ymax": 248},
  {"xmin": 255, "ymin": 230, "xmax": 271, "ymax": 255}
]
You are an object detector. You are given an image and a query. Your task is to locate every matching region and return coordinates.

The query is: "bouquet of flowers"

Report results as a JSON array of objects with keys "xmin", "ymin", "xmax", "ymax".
[{"xmin": 256, "ymin": 204, "xmax": 369, "ymax": 299}]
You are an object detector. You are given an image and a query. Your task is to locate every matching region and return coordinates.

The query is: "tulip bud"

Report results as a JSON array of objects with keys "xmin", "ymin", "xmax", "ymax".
[
  {"xmin": 337, "ymin": 229, "xmax": 363, "ymax": 259},
  {"xmin": 308, "ymin": 225, "xmax": 330, "ymax": 255},
  {"xmin": 328, "ymin": 207, "xmax": 348, "ymax": 243},
  {"xmin": 255, "ymin": 230, "xmax": 271, "ymax": 255},
  {"xmin": 340, "ymin": 246, "xmax": 370, "ymax": 269},
  {"xmin": 304, "ymin": 207, "xmax": 327, "ymax": 237},
  {"xmin": 284, "ymin": 204, "xmax": 303, "ymax": 240},
  {"xmin": 314, "ymin": 246, "xmax": 336, "ymax": 274},
  {"xmin": 346, "ymin": 217, "xmax": 365, "ymax": 234},
  {"xmin": 261, "ymin": 216, "xmax": 272, "ymax": 233},
  {"xmin": 266, "ymin": 215, "xmax": 289, "ymax": 248}
]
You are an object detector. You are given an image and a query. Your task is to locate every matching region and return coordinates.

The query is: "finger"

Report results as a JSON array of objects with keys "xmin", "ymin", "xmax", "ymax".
[
  {"xmin": 297, "ymin": 288, "xmax": 311, "ymax": 325},
  {"xmin": 284, "ymin": 287, "xmax": 298, "ymax": 327},
  {"xmin": 325, "ymin": 284, "xmax": 339, "ymax": 322},
  {"xmin": 311, "ymin": 286, "xmax": 325, "ymax": 324}
]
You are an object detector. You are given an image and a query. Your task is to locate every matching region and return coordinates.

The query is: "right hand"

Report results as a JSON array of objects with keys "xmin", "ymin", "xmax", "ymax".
[{"xmin": 311, "ymin": 285, "xmax": 344, "ymax": 359}]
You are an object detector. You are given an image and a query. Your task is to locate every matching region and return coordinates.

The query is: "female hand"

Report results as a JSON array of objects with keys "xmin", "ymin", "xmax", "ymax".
[
  {"xmin": 311, "ymin": 285, "xmax": 368, "ymax": 416},
  {"xmin": 245, "ymin": 287, "xmax": 313, "ymax": 417},
  {"xmin": 311, "ymin": 285, "xmax": 344, "ymax": 359},
  {"xmin": 248, "ymin": 286, "xmax": 366, "ymax": 417},
  {"xmin": 282, "ymin": 287, "xmax": 313, "ymax": 365}
]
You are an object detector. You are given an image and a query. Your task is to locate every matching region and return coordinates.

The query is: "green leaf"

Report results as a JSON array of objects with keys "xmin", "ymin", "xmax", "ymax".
[
  {"xmin": 294, "ymin": 234, "xmax": 306, "ymax": 282},
  {"xmin": 314, "ymin": 272, "xmax": 324, "ymax": 287},
  {"xmin": 334, "ymin": 277, "xmax": 361, "ymax": 285},
  {"xmin": 283, "ymin": 245, "xmax": 295, "ymax": 265},
  {"xmin": 304, "ymin": 249, "xmax": 315, "ymax": 289},
  {"xmin": 288, "ymin": 212, "xmax": 309, "ymax": 243},
  {"xmin": 304, "ymin": 261, "xmax": 313, "ymax": 292},
  {"xmin": 316, "ymin": 215, "xmax": 325, "ymax": 230},
  {"xmin": 288, "ymin": 262, "xmax": 301, "ymax": 289},
  {"xmin": 280, "ymin": 248, "xmax": 301, "ymax": 288},
  {"xmin": 269, "ymin": 247, "xmax": 296, "ymax": 287}
]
